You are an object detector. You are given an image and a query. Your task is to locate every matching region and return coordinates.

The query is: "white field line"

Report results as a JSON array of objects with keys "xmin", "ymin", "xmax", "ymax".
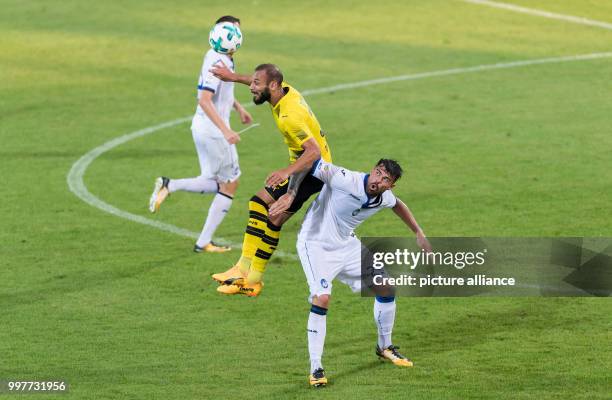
[
  {"xmin": 237, "ymin": 122, "xmax": 260, "ymax": 135},
  {"xmin": 302, "ymin": 52, "xmax": 612, "ymax": 96},
  {"xmin": 462, "ymin": 0, "xmax": 612, "ymax": 31},
  {"xmin": 67, "ymin": 52, "xmax": 612, "ymax": 259}
]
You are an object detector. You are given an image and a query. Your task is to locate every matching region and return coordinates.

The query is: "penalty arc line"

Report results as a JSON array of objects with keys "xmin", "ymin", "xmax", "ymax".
[{"xmin": 67, "ymin": 51, "xmax": 612, "ymax": 261}]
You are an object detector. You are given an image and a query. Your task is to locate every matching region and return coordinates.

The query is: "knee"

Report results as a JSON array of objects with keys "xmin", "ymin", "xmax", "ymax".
[
  {"xmin": 268, "ymin": 212, "xmax": 287, "ymax": 226},
  {"xmin": 313, "ymin": 294, "xmax": 330, "ymax": 309},
  {"xmin": 373, "ymin": 283, "xmax": 396, "ymax": 299},
  {"xmin": 375, "ymin": 295, "xmax": 395, "ymax": 304},
  {"xmin": 219, "ymin": 180, "xmax": 239, "ymax": 195},
  {"xmin": 255, "ymin": 188, "xmax": 274, "ymax": 205}
]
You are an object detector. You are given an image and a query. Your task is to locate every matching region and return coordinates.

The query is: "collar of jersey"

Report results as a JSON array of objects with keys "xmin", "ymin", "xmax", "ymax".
[
  {"xmin": 272, "ymin": 84, "xmax": 292, "ymax": 111},
  {"xmin": 362, "ymin": 174, "xmax": 372, "ymax": 207},
  {"xmin": 362, "ymin": 173, "xmax": 383, "ymax": 208}
]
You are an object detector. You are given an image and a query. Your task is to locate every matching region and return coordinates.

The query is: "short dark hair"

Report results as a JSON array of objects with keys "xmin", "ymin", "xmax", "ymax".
[
  {"xmin": 216, "ymin": 15, "xmax": 240, "ymax": 24},
  {"xmin": 255, "ymin": 63, "xmax": 284, "ymax": 85},
  {"xmin": 376, "ymin": 159, "xmax": 403, "ymax": 181}
]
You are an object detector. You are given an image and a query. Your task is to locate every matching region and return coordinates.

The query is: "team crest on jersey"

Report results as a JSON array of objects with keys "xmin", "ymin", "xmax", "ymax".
[{"xmin": 320, "ymin": 279, "xmax": 329, "ymax": 288}]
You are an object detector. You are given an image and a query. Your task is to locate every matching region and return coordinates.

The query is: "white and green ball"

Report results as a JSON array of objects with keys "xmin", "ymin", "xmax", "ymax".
[{"xmin": 209, "ymin": 22, "xmax": 242, "ymax": 54}]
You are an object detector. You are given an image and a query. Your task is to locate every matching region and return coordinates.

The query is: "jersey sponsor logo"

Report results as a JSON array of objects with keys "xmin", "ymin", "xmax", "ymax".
[{"xmin": 320, "ymin": 279, "xmax": 329, "ymax": 288}]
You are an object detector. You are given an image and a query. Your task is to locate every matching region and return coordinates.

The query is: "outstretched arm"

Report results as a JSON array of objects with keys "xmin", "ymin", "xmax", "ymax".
[
  {"xmin": 393, "ymin": 198, "xmax": 432, "ymax": 252},
  {"xmin": 266, "ymin": 138, "xmax": 321, "ymax": 188},
  {"xmin": 210, "ymin": 63, "xmax": 252, "ymax": 85}
]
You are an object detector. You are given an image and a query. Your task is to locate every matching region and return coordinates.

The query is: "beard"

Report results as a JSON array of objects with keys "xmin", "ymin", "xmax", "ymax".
[{"xmin": 253, "ymin": 87, "xmax": 271, "ymax": 105}]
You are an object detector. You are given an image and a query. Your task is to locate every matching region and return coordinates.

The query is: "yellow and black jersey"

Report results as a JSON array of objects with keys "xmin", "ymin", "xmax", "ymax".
[{"xmin": 271, "ymin": 83, "xmax": 332, "ymax": 163}]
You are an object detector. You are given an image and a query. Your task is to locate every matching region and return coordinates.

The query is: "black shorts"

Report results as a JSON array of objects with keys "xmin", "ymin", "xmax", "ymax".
[{"xmin": 265, "ymin": 174, "xmax": 323, "ymax": 213}]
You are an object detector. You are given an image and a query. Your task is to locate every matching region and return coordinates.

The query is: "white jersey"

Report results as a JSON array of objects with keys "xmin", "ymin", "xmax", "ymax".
[
  {"xmin": 192, "ymin": 49, "xmax": 235, "ymax": 138},
  {"xmin": 298, "ymin": 160, "xmax": 397, "ymax": 248}
]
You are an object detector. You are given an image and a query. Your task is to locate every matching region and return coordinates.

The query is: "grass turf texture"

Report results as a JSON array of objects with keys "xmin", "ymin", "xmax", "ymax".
[{"xmin": 1, "ymin": 0, "xmax": 611, "ymax": 398}]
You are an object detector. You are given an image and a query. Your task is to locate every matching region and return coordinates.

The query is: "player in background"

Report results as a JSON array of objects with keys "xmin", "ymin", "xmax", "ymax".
[
  {"xmin": 291, "ymin": 158, "xmax": 431, "ymax": 387},
  {"xmin": 210, "ymin": 63, "xmax": 332, "ymax": 296},
  {"xmin": 148, "ymin": 16, "xmax": 252, "ymax": 253}
]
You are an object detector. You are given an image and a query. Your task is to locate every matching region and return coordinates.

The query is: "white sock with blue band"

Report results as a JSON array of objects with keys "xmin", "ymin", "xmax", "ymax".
[
  {"xmin": 307, "ymin": 304, "xmax": 328, "ymax": 373},
  {"xmin": 374, "ymin": 296, "xmax": 396, "ymax": 349}
]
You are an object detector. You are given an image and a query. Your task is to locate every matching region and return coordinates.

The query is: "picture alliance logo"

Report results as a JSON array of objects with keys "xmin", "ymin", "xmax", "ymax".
[{"xmin": 371, "ymin": 248, "xmax": 488, "ymax": 270}]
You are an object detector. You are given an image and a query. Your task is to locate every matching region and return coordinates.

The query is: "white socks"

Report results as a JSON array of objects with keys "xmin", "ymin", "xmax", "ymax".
[
  {"xmin": 196, "ymin": 192, "xmax": 233, "ymax": 247},
  {"xmin": 374, "ymin": 296, "xmax": 396, "ymax": 349},
  {"xmin": 306, "ymin": 298, "xmax": 397, "ymax": 374},
  {"xmin": 168, "ymin": 176, "xmax": 218, "ymax": 194},
  {"xmin": 307, "ymin": 305, "xmax": 327, "ymax": 373}
]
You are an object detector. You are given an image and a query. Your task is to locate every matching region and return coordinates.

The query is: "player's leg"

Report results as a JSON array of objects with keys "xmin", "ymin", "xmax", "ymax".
[
  {"xmin": 337, "ymin": 239, "xmax": 413, "ymax": 367},
  {"xmin": 148, "ymin": 128, "xmax": 218, "ymax": 213},
  {"xmin": 243, "ymin": 207, "xmax": 291, "ymax": 286},
  {"xmin": 170, "ymin": 129, "xmax": 223, "ymax": 194},
  {"xmin": 194, "ymin": 180, "xmax": 237, "ymax": 253},
  {"xmin": 297, "ymin": 238, "xmax": 341, "ymax": 387},
  {"xmin": 245, "ymin": 175, "xmax": 324, "ymax": 287},
  {"xmin": 308, "ymin": 294, "xmax": 329, "ymax": 387},
  {"xmin": 194, "ymin": 142, "xmax": 240, "ymax": 253},
  {"xmin": 372, "ymin": 296, "xmax": 412, "ymax": 367},
  {"xmin": 212, "ymin": 187, "xmax": 274, "ymax": 289},
  {"xmin": 214, "ymin": 178, "xmax": 285, "ymax": 295}
]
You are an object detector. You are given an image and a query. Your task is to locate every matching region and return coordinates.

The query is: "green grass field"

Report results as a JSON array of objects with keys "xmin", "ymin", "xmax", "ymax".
[{"xmin": 2, "ymin": 0, "xmax": 611, "ymax": 398}]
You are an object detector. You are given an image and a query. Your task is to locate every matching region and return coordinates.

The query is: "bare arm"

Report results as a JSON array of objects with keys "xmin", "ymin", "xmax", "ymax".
[
  {"xmin": 266, "ymin": 138, "xmax": 321, "ymax": 188},
  {"xmin": 392, "ymin": 198, "xmax": 422, "ymax": 233},
  {"xmin": 393, "ymin": 198, "xmax": 432, "ymax": 252},
  {"xmin": 267, "ymin": 139, "xmax": 321, "ymax": 217},
  {"xmin": 286, "ymin": 138, "xmax": 321, "ymax": 175},
  {"xmin": 210, "ymin": 64, "xmax": 252, "ymax": 85},
  {"xmin": 199, "ymin": 90, "xmax": 240, "ymax": 144},
  {"xmin": 268, "ymin": 169, "xmax": 310, "ymax": 217},
  {"xmin": 287, "ymin": 169, "xmax": 309, "ymax": 196}
]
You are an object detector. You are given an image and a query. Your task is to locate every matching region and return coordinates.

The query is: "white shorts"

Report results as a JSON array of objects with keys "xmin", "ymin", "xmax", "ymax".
[
  {"xmin": 296, "ymin": 236, "xmax": 363, "ymax": 301},
  {"xmin": 192, "ymin": 128, "xmax": 241, "ymax": 183}
]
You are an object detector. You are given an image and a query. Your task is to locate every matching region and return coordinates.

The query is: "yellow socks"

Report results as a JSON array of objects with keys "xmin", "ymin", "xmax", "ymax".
[
  {"xmin": 248, "ymin": 221, "xmax": 281, "ymax": 284},
  {"xmin": 239, "ymin": 195, "xmax": 269, "ymax": 274},
  {"xmin": 236, "ymin": 195, "xmax": 283, "ymax": 285}
]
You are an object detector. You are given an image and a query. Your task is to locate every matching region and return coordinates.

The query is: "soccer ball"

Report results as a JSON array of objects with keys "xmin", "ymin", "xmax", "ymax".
[{"xmin": 209, "ymin": 22, "xmax": 242, "ymax": 54}]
